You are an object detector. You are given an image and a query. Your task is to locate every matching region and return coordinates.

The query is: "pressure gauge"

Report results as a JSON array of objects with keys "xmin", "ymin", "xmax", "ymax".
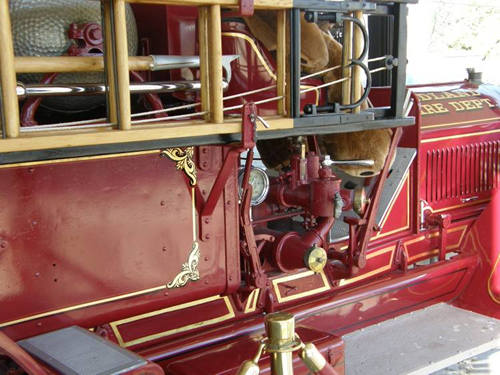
[{"xmin": 238, "ymin": 167, "xmax": 270, "ymax": 206}]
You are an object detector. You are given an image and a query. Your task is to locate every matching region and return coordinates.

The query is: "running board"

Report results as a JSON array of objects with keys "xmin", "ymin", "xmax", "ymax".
[{"xmin": 343, "ymin": 303, "xmax": 500, "ymax": 375}]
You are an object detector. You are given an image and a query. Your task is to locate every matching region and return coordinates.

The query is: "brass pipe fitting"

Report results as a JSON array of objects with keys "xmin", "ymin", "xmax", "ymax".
[
  {"xmin": 237, "ymin": 312, "xmax": 337, "ymax": 375},
  {"xmin": 265, "ymin": 313, "xmax": 299, "ymax": 375}
]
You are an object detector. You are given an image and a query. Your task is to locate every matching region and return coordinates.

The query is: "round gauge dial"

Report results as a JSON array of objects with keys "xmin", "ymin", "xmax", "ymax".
[{"xmin": 238, "ymin": 167, "xmax": 270, "ymax": 206}]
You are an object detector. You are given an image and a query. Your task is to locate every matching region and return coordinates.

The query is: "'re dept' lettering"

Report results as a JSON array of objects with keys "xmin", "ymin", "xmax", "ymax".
[
  {"xmin": 448, "ymin": 98, "xmax": 495, "ymax": 112},
  {"xmin": 420, "ymin": 103, "xmax": 449, "ymax": 115},
  {"xmin": 416, "ymin": 89, "xmax": 496, "ymax": 116}
]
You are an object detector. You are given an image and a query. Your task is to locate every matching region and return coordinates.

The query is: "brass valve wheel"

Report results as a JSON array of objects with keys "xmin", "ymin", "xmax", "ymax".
[
  {"xmin": 353, "ymin": 187, "xmax": 369, "ymax": 216},
  {"xmin": 304, "ymin": 245, "xmax": 328, "ymax": 273}
]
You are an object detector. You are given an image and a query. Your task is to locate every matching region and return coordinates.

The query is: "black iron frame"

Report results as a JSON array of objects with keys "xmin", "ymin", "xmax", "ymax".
[{"xmin": 291, "ymin": 0, "xmax": 415, "ymax": 127}]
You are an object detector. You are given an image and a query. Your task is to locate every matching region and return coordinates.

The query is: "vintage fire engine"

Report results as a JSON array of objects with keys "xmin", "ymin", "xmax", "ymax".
[{"xmin": 0, "ymin": 0, "xmax": 499, "ymax": 374}]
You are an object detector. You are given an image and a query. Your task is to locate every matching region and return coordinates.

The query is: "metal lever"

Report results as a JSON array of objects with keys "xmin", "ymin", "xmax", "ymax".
[
  {"xmin": 249, "ymin": 114, "xmax": 271, "ymax": 129},
  {"xmin": 256, "ymin": 115, "xmax": 270, "ymax": 129},
  {"xmin": 150, "ymin": 55, "xmax": 239, "ymax": 83},
  {"xmin": 322, "ymin": 155, "xmax": 374, "ymax": 168}
]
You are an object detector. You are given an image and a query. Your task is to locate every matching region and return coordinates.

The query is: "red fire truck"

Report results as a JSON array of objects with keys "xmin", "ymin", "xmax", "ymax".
[{"xmin": 0, "ymin": 1, "xmax": 498, "ymax": 374}]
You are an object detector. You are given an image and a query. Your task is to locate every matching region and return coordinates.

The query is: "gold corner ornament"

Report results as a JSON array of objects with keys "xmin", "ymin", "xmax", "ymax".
[
  {"xmin": 167, "ymin": 241, "xmax": 200, "ymax": 289},
  {"xmin": 162, "ymin": 147, "xmax": 197, "ymax": 186}
]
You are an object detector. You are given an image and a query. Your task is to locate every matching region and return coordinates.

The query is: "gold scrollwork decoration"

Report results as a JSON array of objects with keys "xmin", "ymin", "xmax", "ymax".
[
  {"xmin": 161, "ymin": 147, "xmax": 197, "ymax": 186},
  {"xmin": 167, "ymin": 241, "xmax": 200, "ymax": 289}
]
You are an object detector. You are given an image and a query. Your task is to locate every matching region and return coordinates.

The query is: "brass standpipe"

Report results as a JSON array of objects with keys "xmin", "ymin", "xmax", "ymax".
[{"xmin": 237, "ymin": 313, "xmax": 339, "ymax": 375}]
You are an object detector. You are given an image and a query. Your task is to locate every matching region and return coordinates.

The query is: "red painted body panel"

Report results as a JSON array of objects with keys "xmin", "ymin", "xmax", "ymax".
[
  {"xmin": 455, "ymin": 189, "xmax": 500, "ymax": 318},
  {"xmin": 2, "ymin": 81, "xmax": 498, "ymax": 371},
  {"xmin": 0, "ymin": 148, "xmax": 239, "ymax": 340},
  {"xmin": 416, "ymin": 82, "xmax": 500, "ymax": 216}
]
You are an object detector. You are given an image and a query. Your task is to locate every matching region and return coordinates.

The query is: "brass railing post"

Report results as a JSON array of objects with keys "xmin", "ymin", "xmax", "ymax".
[
  {"xmin": 265, "ymin": 313, "xmax": 296, "ymax": 375},
  {"xmin": 238, "ymin": 312, "xmax": 340, "ymax": 375},
  {"xmin": 208, "ymin": 4, "xmax": 223, "ymax": 123},
  {"xmin": 198, "ymin": 6, "xmax": 211, "ymax": 121},
  {"xmin": 112, "ymin": 0, "xmax": 131, "ymax": 129},
  {"xmin": 103, "ymin": 0, "xmax": 118, "ymax": 123},
  {"xmin": 0, "ymin": 0, "xmax": 20, "ymax": 138}
]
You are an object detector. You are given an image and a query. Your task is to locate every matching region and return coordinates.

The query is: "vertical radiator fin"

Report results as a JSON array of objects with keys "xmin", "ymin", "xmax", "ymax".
[{"xmin": 425, "ymin": 141, "xmax": 499, "ymax": 203}]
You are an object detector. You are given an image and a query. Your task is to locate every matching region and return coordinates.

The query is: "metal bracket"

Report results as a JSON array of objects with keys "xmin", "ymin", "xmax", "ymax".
[
  {"xmin": 199, "ymin": 103, "xmax": 257, "ymax": 241},
  {"xmin": 425, "ymin": 213, "xmax": 452, "ymax": 261},
  {"xmin": 345, "ymin": 127, "xmax": 403, "ymax": 270}
]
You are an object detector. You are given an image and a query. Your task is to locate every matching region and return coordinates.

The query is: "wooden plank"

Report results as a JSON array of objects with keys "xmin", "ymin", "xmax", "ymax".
[
  {"xmin": 0, "ymin": 0, "xmax": 20, "ymax": 138},
  {"xmin": 113, "ymin": 0, "xmax": 132, "ymax": 130},
  {"xmin": 0, "ymin": 118, "xmax": 293, "ymax": 153},
  {"xmin": 198, "ymin": 7, "xmax": 211, "ymax": 121},
  {"xmin": 14, "ymin": 56, "xmax": 152, "ymax": 73},
  {"xmin": 208, "ymin": 5, "xmax": 223, "ymax": 123},
  {"xmin": 126, "ymin": 0, "xmax": 292, "ymax": 9},
  {"xmin": 276, "ymin": 10, "xmax": 287, "ymax": 116}
]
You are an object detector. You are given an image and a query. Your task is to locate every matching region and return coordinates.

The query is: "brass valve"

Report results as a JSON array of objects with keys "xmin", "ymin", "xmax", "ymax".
[
  {"xmin": 304, "ymin": 246, "xmax": 328, "ymax": 273},
  {"xmin": 237, "ymin": 313, "xmax": 338, "ymax": 375}
]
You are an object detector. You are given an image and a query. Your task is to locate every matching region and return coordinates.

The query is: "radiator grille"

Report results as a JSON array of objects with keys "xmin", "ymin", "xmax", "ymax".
[{"xmin": 425, "ymin": 141, "xmax": 500, "ymax": 202}]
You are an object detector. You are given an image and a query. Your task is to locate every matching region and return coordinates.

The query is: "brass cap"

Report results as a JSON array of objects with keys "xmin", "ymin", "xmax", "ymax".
[
  {"xmin": 265, "ymin": 312, "xmax": 297, "ymax": 351},
  {"xmin": 304, "ymin": 246, "xmax": 327, "ymax": 273}
]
